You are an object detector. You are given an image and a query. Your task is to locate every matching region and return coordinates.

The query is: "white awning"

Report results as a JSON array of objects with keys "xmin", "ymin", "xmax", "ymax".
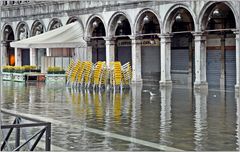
[{"xmin": 10, "ymin": 22, "xmax": 86, "ymax": 48}]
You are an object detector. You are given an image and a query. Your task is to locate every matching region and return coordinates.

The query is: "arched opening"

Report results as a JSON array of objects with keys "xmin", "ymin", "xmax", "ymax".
[
  {"xmin": 203, "ymin": 3, "xmax": 236, "ymax": 89},
  {"xmin": 16, "ymin": 22, "xmax": 30, "ymax": 66},
  {"xmin": 89, "ymin": 17, "xmax": 106, "ymax": 63},
  {"xmin": 48, "ymin": 19, "xmax": 62, "ymax": 31},
  {"xmin": 112, "ymin": 14, "xmax": 132, "ymax": 65},
  {"xmin": 3, "ymin": 25, "xmax": 15, "ymax": 66},
  {"xmin": 67, "ymin": 17, "xmax": 78, "ymax": 24},
  {"xmin": 136, "ymin": 11, "xmax": 161, "ymax": 83},
  {"xmin": 31, "ymin": 20, "xmax": 46, "ymax": 69},
  {"xmin": 169, "ymin": 7, "xmax": 195, "ymax": 85}
]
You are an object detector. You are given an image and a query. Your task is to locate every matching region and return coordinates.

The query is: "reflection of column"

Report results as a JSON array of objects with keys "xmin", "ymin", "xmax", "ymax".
[
  {"xmin": 235, "ymin": 31, "xmax": 240, "ymax": 90},
  {"xmin": 30, "ymin": 48, "xmax": 36, "ymax": 66},
  {"xmin": 159, "ymin": 34, "xmax": 172, "ymax": 85},
  {"xmin": 159, "ymin": 85, "xmax": 172, "ymax": 144},
  {"xmin": 236, "ymin": 92, "xmax": 240, "ymax": 150},
  {"xmin": 193, "ymin": 32, "xmax": 208, "ymax": 88},
  {"xmin": 130, "ymin": 36, "xmax": 142, "ymax": 83},
  {"xmin": 194, "ymin": 88, "xmax": 208, "ymax": 151},
  {"xmin": 128, "ymin": 84, "xmax": 142, "ymax": 150},
  {"xmin": 220, "ymin": 35, "xmax": 225, "ymax": 90},
  {"xmin": 15, "ymin": 48, "xmax": 22, "ymax": 66},
  {"xmin": 105, "ymin": 37, "xmax": 115, "ymax": 67}
]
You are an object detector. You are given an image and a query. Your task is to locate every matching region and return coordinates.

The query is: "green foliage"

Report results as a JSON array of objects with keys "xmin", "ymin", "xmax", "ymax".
[
  {"xmin": 47, "ymin": 66, "xmax": 65, "ymax": 74},
  {"xmin": 3, "ymin": 66, "xmax": 14, "ymax": 73},
  {"xmin": 14, "ymin": 66, "xmax": 25, "ymax": 73}
]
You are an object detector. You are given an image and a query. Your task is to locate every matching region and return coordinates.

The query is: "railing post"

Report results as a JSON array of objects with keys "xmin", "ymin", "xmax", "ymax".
[
  {"xmin": 45, "ymin": 123, "xmax": 51, "ymax": 151},
  {"xmin": 15, "ymin": 118, "xmax": 21, "ymax": 151}
]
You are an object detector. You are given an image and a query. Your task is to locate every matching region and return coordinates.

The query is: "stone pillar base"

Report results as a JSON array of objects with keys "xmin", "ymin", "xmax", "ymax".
[
  {"xmin": 131, "ymin": 79, "xmax": 143, "ymax": 84},
  {"xmin": 194, "ymin": 82, "xmax": 208, "ymax": 90},
  {"xmin": 159, "ymin": 80, "xmax": 172, "ymax": 86},
  {"xmin": 235, "ymin": 84, "xmax": 240, "ymax": 92}
]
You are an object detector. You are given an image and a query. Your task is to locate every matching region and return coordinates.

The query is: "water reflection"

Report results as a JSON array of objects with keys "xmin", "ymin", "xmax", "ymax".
[
  {"xmin": 159, "ymin": 85, "xmax": 172, "ymax": 145},
  {"xmin": 236, "ymin": 92, "xmax": 240, "ymax": 150},
  {"xmin": 194, "ymin": 88, "xmax": 208, "ymax": 151},
  {"xmin": 1, "ymin": 80, "xmax": 239, "ymax": 151}
]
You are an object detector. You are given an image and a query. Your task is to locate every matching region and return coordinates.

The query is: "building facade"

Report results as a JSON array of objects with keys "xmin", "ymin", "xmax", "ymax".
[{"xmin": 1, "ymin": 1, "xmax": 240, "ymax": 89}]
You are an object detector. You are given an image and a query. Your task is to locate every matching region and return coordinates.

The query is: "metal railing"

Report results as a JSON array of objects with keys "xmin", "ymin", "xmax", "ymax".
[{"xmin": 1, "ymin": 109, "xmax": 51, "ymax": 151}]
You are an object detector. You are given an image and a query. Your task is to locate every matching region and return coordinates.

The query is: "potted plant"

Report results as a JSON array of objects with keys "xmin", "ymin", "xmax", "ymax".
[
  {"xmin": 3, "ymin": 66, "xmax": 14, "ymax": 73},
  {"xmin": 14, "ymin": 66, "xmax": 25, "ymax": 73},
  {"xmin": 46, "ymin": 66, "xmax": 66, "ymax": 82}
]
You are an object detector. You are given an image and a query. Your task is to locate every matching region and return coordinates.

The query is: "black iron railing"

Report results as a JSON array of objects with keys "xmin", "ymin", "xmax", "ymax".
[{"xmin": 1, "ymin": 109, "xmax": 51, "ymax": 151}]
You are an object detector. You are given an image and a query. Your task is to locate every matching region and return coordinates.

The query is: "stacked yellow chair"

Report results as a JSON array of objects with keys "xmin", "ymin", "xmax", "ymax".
[
  {"xmin": 70, "ymin": 60, "xmax": 82, "ymax": 86},
  {"xmin": 84, "ymin": 61, "xmax": 93, "ymax": 88}
]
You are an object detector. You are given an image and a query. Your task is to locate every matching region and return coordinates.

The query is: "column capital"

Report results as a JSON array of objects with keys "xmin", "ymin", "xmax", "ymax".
[
  {"xmin": 158, "ymin": 33, "xmax": 172, "ymax": 39},
  {"xmin": 130, "ymin": 35, "xmax": 142, "ymax": 45},
  {"xmin": 193, "ymin": 31, "xmax": 206, "ymax": 41},
  {"xmin": 104, "ymin": 37, "xmax": 116, "ymax": 45},
  {"xmin": 159, "ymin": 33, "xmax": 172, "ymax": 43},
  {"xmin": 232, "ymin": 29, "xmax": 239, "ymax": 35},
  {"xmin": 104, "ymin": 36, "xmax": 116, "ymax": 41},
  {"xmin": 129, "ymin": 35, "xmax": 141, "ymax": 40},
  {"xmin": 192, "ymin": 31, "xmax": 205, "ymax": 36},
  {"xmin": 1, "ymin": 41, "xmax": 7, "ymax": 47}
]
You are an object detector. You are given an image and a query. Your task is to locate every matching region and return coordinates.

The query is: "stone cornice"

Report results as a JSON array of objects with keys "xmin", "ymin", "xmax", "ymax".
[{"xmin": 1, "ymin": 1, "xmax": 160, "ymax": 21}]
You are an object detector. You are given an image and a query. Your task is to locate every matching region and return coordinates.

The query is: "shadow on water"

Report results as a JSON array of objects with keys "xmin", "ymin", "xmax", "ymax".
[{"xmin": 1, "ymin": 80, "xmax": 240, "ymax": 151}]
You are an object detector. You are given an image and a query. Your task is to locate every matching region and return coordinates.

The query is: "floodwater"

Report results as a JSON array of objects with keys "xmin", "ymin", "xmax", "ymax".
[{"xmin": 1, "ymin": 80, "xmax": 240, "ymax": 151}]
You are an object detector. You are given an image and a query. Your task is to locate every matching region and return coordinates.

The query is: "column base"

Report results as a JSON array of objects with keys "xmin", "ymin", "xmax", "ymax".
[
  {"xmin": 235, "ymin": 84, "xmax": 240, "ymax": 92},
  {"xmin": 194, "ymin": 82, "xmax": 208, "ymax": 90},
  {"xmin": 159, "ymin": 80, "xmax": 172, "ymax": 86},
  {"xmin": 131, "ymin": 79, "xmax": 143, "ymax": 84}
]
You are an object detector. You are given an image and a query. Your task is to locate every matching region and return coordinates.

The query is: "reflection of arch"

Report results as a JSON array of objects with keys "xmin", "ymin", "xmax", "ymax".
[
  {"xmin": 198, "ymin": 1, "xmax": 237, "ymax": 31},
  {"xmin": 16, "ymin": 21, "xmax": 29, "ymax": 40},
  {"xmin": 134, "ymin": 8, "xmax": 162, "ymax": 34},
  {"xmin": 85, "ymin": 14, "xmax": 106, "ymax": 38},
  {"xmin": 30, "ymin": 20, "xmax": 46, "ymax": 36},
  {"xmin": 107, "ymin": 11, "xmax": 132, "ymax": 37},
  {"xmin": 163, "ymin": 4, "xmax": 196, "ymax": 33},
  {"xmin": 47, "ymin": 18, "xmax": 63, "ymax": 31}
]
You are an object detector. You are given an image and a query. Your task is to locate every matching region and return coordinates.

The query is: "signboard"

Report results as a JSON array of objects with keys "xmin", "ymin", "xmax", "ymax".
[{"xmin": 117, "ymin": 39, "xmax": 160, "ymax": 47}]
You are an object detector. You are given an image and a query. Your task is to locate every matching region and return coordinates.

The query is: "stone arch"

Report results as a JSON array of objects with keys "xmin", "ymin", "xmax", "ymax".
[
  {"xmin": 163, "ymin": 4, "xmax": 196, "ymax": 33},
  {"xmin": 1, "ymin": 23, "xmax": 15, "ymax": 41},
  {"xmin": 47, "ymin": 18, "xmax": 63, "ymax": 31},
  {"xmin": 107, "ymin": 11, "xmax": 132, "ymax": 37},
  {"xmin": 30, "ymin": 20, "xmax": 46, "ymax": 36},
  {"xmin": 198, "ymin": 1, "xmax": 238, "ymax": 31},
  {"xmin": 134, "ymin": 8, "xmax": 162, "ymax": 35},
  {"xmin": 66, "ymin": 16, "xmax": 84, "ymax": 33},
  {"xmin": 85, "ymin": 14, "xmax": 106, "ymax": 38},
  {"xmin": 15, "ymin": 21, "xmax": 29, "ymax": 40}
]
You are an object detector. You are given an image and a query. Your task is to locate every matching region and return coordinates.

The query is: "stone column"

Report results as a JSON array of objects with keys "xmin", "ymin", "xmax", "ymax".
[
  {"xmin": 235, "ymin": 31, "xmax": 240, "ymax": 91},
  {"xmin": 193, "ymin": 32, "xmax": 208, "ymax": 89},
  {"xmin": 86, "ymin": 39, "xmax": 92, "ymax": 62},
  {"xmin": 1, "ymin": 41, "xmax": 7, "ymax": 66},
  {"xmin": 14, "ymin": 48, "xmax": 22, "ymax": 66},
  {"xmin": 130, "ymin": 36, "xmax": 142, "ymax": 83},
  {"xmin": 46, "ymin": 48, "xmax": 51, "ymax": 56},
  {"xmin": 159, "ymin": 34, "xmax": 172, "ymax": 85},
  {"xmin": 30, "ymin": 48, "xmax": 36, "ymax": 66},
  {"xmin": 104, "ymin": 37, "xmax": 115, "ymax": 68}
]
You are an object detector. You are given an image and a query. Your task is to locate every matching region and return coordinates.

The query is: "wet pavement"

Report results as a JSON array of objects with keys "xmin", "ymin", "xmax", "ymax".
[{"xmin": 1, "ymin": 80, "xmax": 240, "ymax": 151}]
